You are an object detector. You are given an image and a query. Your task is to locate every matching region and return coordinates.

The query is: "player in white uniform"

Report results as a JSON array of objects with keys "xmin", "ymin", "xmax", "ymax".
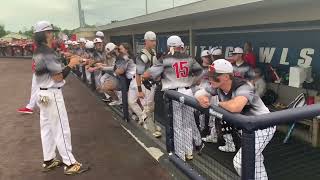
[
  {"xmin": 17, "ymin": 60, "xmax": 39, "ymax": 114},
  {"xmin": 144, "ymin": 35, "xmax": 203, "ymax": 161},
  {"xmin": 33, "ymin": 21, "xmax": 88, "ymax": 175},
  {"xmin": 128, "ymin": 31, "xmax": 161, "ymax": 138},
  {"xmin": 195, "ymin": 59, "xmax": 275, "ymax": 180}
]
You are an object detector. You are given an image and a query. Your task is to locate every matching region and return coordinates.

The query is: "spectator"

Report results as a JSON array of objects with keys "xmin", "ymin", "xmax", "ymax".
[
  {"xmin": 244, "ymin": 41, "xmax": 257, "ymax": 68},
  {"xmin": 253, "ymin": 68, "xmax": 266, "ymax": 97}
]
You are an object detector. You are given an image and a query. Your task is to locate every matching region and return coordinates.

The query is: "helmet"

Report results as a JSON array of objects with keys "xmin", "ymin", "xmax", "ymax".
[
  {"xmin": 105, "ymin": 42, "xmax": 116, "ymax": 53},
  {"xmin": 85, "ymin": 41, "xmax": 95, "ymax": 49}
]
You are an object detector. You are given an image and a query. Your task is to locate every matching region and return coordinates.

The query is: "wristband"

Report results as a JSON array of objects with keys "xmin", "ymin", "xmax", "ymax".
[{"xmin": 138, "ymin": 86, "xmax": 142, "ymax": 92}]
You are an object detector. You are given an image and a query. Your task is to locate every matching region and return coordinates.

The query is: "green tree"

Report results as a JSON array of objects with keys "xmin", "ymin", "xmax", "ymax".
[{"xmin": 0, "ymin": 24, "xmax": 8, "ymax": 38}]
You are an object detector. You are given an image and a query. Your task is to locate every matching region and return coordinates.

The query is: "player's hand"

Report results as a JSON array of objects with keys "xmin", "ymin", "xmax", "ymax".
[
  {"xmin": 64, "ymin": 52, "xmax": 73, "ymax": 59},
  {"xmin": 196, "ymin": 95, "xmax": 210, "ymax": 108},
  {"xmin": 68, "ymin": 56, "xmax": 80, "ymax": 68},
  {"xmin": 138, "ymin": 91, "xmax": 145, "ymax": 99},
  {"xmin": 142, "ymin": 71, "xmax": 151, "ymax": 80}
]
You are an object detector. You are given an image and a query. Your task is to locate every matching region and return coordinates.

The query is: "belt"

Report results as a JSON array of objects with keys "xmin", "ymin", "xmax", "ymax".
[
  {"xmin": 171, "ymin": 87, "xmax": 191, "ymax": 91},
  {"xmin": 40, "ymin": 87, "xmax": 61, "ymax": 90}
]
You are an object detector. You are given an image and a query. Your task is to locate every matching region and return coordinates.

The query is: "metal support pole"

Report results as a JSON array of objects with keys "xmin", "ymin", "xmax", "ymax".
[
  {"xmin": 90, "ymin": 72, "xmax": 96, "ymax": 90},
  {"xmin": 189, "ymin": 27, "xmax": 194, "ymax": 57},
  {"xmin": 242, "ymin": 130, "xmax": 255, "ymax": 180},
  {"xmin": 165, "ymin": 97, "xmax": 174, "ymax": 153},
  {"xmin": 119, "ymin": 76, "xmax": 129, "ymax": 122},
  {"xmin": 146, "ymin": 0, "xmax": 148, "ymax": 14}
]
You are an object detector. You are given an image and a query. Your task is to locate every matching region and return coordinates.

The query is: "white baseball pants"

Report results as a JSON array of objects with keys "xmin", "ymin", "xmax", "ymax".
[
  {"xmin": 37, "ymin": 88, "xmax": 77, "ymax": 166},
  {"xmin": 26, "ymin": 73, "xmax": 38, "ymax": 110}
]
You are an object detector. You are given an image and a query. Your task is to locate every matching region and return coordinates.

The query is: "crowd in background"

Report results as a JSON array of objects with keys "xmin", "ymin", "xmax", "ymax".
[{"xmin": 0, "ymin": 39, "xmax": 34, "ymax": 56}]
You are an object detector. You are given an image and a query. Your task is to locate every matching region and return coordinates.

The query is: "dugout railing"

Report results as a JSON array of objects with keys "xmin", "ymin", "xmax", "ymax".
[{"xmin": 164, "ymin": 90, "xmax": 320, "ymax": 180}]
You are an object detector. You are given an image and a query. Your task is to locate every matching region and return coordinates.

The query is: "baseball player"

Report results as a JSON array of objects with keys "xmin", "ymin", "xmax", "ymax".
[
  {"xmin": 97, "ymin": 42, "xmax": 117, "ymax": 102},
  {"xmin": 88, "ymin": 38, "xmax": 106, "ymax": 88},
  {"xmin": 232, "ymin": 47, "xmax": 255, "ymax": 80},
  {"xmin": 17, "ymin": 60, "xmax": 39, "ymax": 114},
  {"xmin": 33, "ymin": 20, "xmax": 88, "ymax": 175},
  {"xmin": 143, "ymin": 35, "xmax": 203, "ymax": 161},
  {"xmin": 98, "ymin": 42, "xmax": 122, "ymax": 105},
  {"xmin": 95, "ymin": 31, "xmax": 105, "ymax": 40},
  {"xmin": 128, "ymin": 31, "xmax": 161, "ymax": 138},
  {"xmin": 83, "ymin": 41, "xmax": 95, "ymax": 84},
  {"xmin": 195, "ymin": 59, "xmax": 276, "ymax": 180}
]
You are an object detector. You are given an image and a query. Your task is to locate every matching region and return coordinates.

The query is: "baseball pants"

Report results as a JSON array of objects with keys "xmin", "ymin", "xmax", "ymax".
[
  {"xmin": 128, "ymin": 78, "xmax": 157, "ymax": 132},
  {"xmin": 37, "ymin": 88, "xmax": 77, "ymax": 166},
  {"xmin": 26, "ymin": 73, "xmax": 38, "ymax": 110},
  {"xmin": 172, "ymin": 88, "xmax": 202, "ymax": 161},
  {"xmin": 233, "ymin": 126, "xmax": 276, "ymax": 180}
]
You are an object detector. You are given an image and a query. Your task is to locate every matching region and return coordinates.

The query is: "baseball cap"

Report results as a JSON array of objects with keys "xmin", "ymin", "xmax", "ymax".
[
  {"xmin": 34, "ymin": 21, "xmax": 57, "ymax": 33},
  {"xmin": 144, "ymin": 31, "xmax": 156, "ymax": 41},
  {"xmin": 208, "ymin": 59, "xmax": 233, "ymax": 75},
  {"xmin": 232, "ymin": 47, "xmax": 244, "ymax": 54},
  {"xmin": 201, "ymin": 50, "xmax": 210, "ymax": 57},
  {"xmin": 167, "ymin": 35, "xmax": 183, "ymax": 47},
  {"xmin": 93, "ymin": 38, "xmax": 103, "ymax": 44},
  {"xmin": 96, "ymin": 31, "xmax": 104, "ymax": 37},
  {"xmin": 211, "ymin": 48, "xmax": 222, "ymax": 56},
  {"xmin": 85, "ymin": 41, "xmax": 94, "ymax": 49},
  {"xmin": 105, "ymin": 42, "xmax": 116, "ymax": 53},
  {"xmin": 181, "ymin": 42, "xmax": 185, "ymax": 48},
  {"xmin": 78, "ymin": 38, "xmax": 86, "ymax": 43},
  {"xmin": 72, "ymin": 41, "xmax": 79, "ymax": 45}
]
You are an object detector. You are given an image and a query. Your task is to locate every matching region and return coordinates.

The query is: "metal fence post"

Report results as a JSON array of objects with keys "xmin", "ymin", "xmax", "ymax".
[
  {"xmin": 165, "ymin": 96, "xmax": 174, "ymax": 153},
  {"xmin": 90, "ymin": 72, "xmax": 96, "ymax": 90},
  {"xmin": 119, "ymin": 75, "xmax": 129, "ymax": 122},
  {"xmin": 242, "ymin": 130, "xmax": 255, "ymax": 180}
]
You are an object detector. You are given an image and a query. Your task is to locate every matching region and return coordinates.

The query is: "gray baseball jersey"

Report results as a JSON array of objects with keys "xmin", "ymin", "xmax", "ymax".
[
  {"xmin": 93, "ymin": 50, "xmax": 106, "ymax": 62},
  {"xmin": 34, "ymin": 45, "xmax": 65, "ymax": 88},
  {"xmin": 233, "ymin": 62, "xmax": 255, "ymax": 80},
  {"xmin": 148, "ymin": 52, "xmax": 203, "ymax": 91},
  {"xmin": 205, "ymin": 78, "xmax": 270, "ymax": 116},
  {"xmin": 136, "ymin": 48, "xmax": 157, "ymax": 75}
]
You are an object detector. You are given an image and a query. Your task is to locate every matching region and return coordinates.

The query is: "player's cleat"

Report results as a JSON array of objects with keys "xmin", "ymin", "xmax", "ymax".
[
  {"xmin": 64, "ymin": 162, "xmax": 89, "ymax": 175},
  {"xmin": 195, "ymin": 143, "xmax": 205, "ymax": 155},
  {"xmin": 108, "ymin": 100, "xmax": 122, "ymax": 106},
  {"xmin": 218, "ymin": 144, "xmax": 236, "ymax": 153},
  {"xmin": 186, "ymin": 154, "xmax": 193, "ymax": 161},
  {"xmin": 42, "ymin": 158, "xmax": 63, "ymax": 172},
  {"xmin": 143, "ymin": 123, "xmax": 148, "ymax": 130},
  {"xmin": 152, "ymin": 131, "xmax": 162, "ymax": 138},
  {"xmin": 101, "ymin": 97, "xmax": 112, "ymax": 102},
  {"xmin": 17, "ymin": 107, "xmax": 33, "ymax": 114},
  {"xmin": 202, "ymin": 135, "xmax": 218, "ymax": 143},
  {"xmin": 131, "ymin": 114, "xmax": 138, "ymax": 121}
]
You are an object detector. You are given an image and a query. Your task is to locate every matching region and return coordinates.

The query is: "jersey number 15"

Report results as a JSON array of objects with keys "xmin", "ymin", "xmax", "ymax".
[{"xmin": 172, "ymin": 61, "xmax": 189, "ymax": 78}]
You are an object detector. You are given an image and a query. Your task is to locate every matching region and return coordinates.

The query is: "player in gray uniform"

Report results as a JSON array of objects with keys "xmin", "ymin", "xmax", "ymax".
[
  {"xmin": 144, "ymin": 35, "xmax": 203, "ymax": 161},
  {"xmin": 128, "ymin": 31, "xmax": 161, "ymax": 138},
  {"xmin": 33, "ymin": 21, "xmax": 88, "ymax": 175},
  {"xmin": 83, "ymin": 41, "xmax": 95, "ymax": 84},
  {"xmin": 232, "ymin": 47, "xmax": 255, "ymax": 80},
  {"xmin": 195, "ymin": 59, "xmax": 275, "ymax": 180},
  {"xmin": 96, "ymin": 42, "xmax": 118, "ymax": 102},
  {"xmin": 99, "ymin": 43, "xmax": 135, "ymax": 106},
  {"xmin": 89, "ymin": 38, "xmax": 106, "ymax": 88}
]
